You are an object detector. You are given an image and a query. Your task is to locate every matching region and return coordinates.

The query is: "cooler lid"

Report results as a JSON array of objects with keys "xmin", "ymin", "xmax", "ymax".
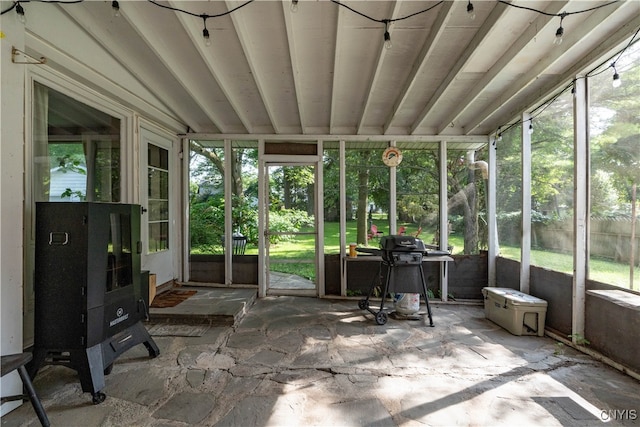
[{"xmin": 482, "ymin": 287, "xmax": 547, "ymax": 307}]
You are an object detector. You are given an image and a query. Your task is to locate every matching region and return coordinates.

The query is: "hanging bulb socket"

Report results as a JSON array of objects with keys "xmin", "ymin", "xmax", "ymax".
[
  {"xmin": 383, "ymin": 20, "xmax": 392, "ymax": 50},
  {"xmin": 612, "ymin": 72, "xmax": 621, "ymax": 88},
  {"xmin": 290, "ymin": 0, "xmax": 299, "ymax": 13},
  {"xmin": 202, "ymin": 16, "xmax": 211, "ymax": 46},
  {"xmin": 16, "ymin": 2, "xmax": 26, "ymax": 24},
  {"xmin": 467, "ymin": 1, "xmax": 476, "ymax": 20},
  {"xmin": 554, "ymin": 26, "xmax": 564, "ymax": 45},
  {"xmin": 528, "ymin": 121, "xmax": 534, "ymax": 135},
  {"xmin": 112, "ymin": 1, "xmax": 120, "ymax": 17},
  {"xmin": 384, "ymin": 31, "xmax": 392, "ymax": 49},
  {"xmin": 553, "ymin": 13, "xmax": 566, "ymax": 45}
]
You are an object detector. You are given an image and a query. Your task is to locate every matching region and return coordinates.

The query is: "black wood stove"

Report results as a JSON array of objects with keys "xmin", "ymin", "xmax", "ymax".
[
  {"xmin": 31, "ymin": 202, "xmax": 159, "ymax": 404},
  {"xmin": 357, "ymin": 235, "xmax": 449, "ymax": 325}
]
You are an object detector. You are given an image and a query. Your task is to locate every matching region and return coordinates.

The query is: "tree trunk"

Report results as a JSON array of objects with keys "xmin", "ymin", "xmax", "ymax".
[
  {"xmin": 231, "ymin": 149, "xmax": 243, "ymax": 197},
  {"xmin": 284, "ymin": 172, "xmax": 291, "ymax": 209},
  {"xmin": 464, "ymin": 169, "xmax": 479, "ymax": 255},
  {"xmin": 356, "ymin": 152, "xmax": 372, "ymax": 245}
]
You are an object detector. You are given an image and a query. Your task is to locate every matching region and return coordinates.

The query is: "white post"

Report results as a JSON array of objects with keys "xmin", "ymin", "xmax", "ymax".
[
  {"xmin": 521, "ymin": 113, "xmax": 532, "ymax": 294},
  {"xmin": 339, "ymin": 140, "xmax": 347, "ymax": 296},
  {"xmin": 257, "ymin": 139, "xmax": 266, "ymax": 297},
  {"xmin": 439, "ymin": 141, "xmax": 449, "ymax": 301},
  {"xmin": 573, "ymin": 76, "xmax": 589, "ymax": 342},
  {"xmin": 224, "ymin": 139, "xmax": 233, "ymax": 285},
  {"xmin": 316, "ymin": 140, "xmax": 325, "ymax": 297},
  {"xmin": 389, "ymin": 141, "xmax": 397, "ymax": 235},
  {"xmin": 488, "ymin": 134, "xmax": 498, "ymax": 286}
]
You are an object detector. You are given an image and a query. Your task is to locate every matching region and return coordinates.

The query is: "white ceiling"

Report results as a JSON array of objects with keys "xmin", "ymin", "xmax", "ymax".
[{"xmin": 23, "ymin": 0, "xmax": 640, "ymax": 138}]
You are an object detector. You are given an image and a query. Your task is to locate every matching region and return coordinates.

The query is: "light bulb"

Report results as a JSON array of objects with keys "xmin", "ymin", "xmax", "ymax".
[
  {"xmin": 290, "ymin": 0, "xmax": 298, "ymax": 13},
  {"xmin": 612, "ymin": 73, "xmax": 621, "ymax": 88},
  {"xmin": 467, "ymin": 2, "xmax": 476, "ymax": 20},
  {"xmin": 384, "ymin": 31, "xmax": 392, "ymax": 50},
  {"xmin": 497, "ymin": 133, "xmax": 503, "ymax": 142},
  {"xmin": 553, "ymin": 26, "xmax": 563, "ymax": 45},
  {"xmin": 112, "ymin": 1, "xmax": 120, "ymax": 17},
  {"xmin": 203, "ymin": 28, "xmax": 211, "ymax": 46},
  {"xmin": 16, "ymin": 3, "xmax": 26, "ymax": 24},
  {"xmin": 528, "ymin": 123, "xmax": 533, "ymax": 135}
]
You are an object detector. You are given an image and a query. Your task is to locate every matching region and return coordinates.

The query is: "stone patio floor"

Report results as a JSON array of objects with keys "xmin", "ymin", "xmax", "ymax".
[{"xmin": 2, "ymin": 291, "xmax": 639, "ymax": 426}]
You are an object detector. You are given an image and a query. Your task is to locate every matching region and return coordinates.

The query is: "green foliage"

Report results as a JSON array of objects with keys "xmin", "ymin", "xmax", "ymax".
[
  {"xmin": 568, "ymin": 333, "xmax": 590, "ymax": 346},
  {"xmin": 267, "ymin": 209, "xmax": 314, "ymax": 244},
  {"xmin": 60, "ymin": 188, "xmax": 85, "ymax": 201}
]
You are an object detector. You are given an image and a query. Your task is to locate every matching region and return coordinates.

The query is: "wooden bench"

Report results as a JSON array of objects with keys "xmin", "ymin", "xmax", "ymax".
[{"xmin": 1, "ymin": 353, "xmax": 50, "ymax": 426}]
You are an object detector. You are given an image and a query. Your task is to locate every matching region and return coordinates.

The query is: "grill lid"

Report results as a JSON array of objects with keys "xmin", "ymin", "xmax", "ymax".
[{"xmin": 380, "ymin": 235, "xmax": 426, "ymax": 252}]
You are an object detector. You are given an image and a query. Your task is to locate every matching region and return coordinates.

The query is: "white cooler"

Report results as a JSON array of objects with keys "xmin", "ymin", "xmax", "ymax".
[{"xmin": 482, "ymin": 287, "xmax": 547, "ymax": 336}]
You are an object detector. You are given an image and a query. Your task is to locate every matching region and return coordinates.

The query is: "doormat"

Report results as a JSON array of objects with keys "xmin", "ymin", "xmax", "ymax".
[
  {"xmin": 150, "ymin": 290, "xmax": 197, "ymax": 308},
  {"xmin": 146, "ymin": 323, "xmax": 210, "ymax": 337}
]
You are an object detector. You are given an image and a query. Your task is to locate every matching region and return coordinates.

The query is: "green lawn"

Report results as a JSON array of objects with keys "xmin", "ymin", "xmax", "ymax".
[
  {"xmin": 499, "ymin": 246, "xmax": 639, "ymax": 289},
  {"xmin": 208, "ymin": 221, "xmax": 637, "ymax": 289}
]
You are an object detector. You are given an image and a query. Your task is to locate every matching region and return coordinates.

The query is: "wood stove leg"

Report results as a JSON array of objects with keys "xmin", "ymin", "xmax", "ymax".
[{"xmin": 69, "ymin": 346, "xmax": 106, "ymax": 404}]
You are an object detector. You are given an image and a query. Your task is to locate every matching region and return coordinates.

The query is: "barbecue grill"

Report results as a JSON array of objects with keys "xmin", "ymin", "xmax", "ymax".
[{"xmin": 357, "ymin": 235, "xmax": 448, "ymax": 325}]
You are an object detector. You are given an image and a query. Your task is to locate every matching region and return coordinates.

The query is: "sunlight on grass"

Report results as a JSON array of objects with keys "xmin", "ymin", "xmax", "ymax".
[
  {"xmin": 201, "ymin": 221, "xmax": 638, "ymax": 290},
  {"xmin": 499, "ymin": 245, "xmax": 639, "ymax": 289}
]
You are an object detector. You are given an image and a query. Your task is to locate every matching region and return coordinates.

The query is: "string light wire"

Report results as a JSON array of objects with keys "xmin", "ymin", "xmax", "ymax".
[
  {"xmin": 493, "ymin": 24, "xmax": 639, "ymax": 142},
  {"xmin": 0, "ymin": 0, "xmax": 633, "ymax": 137},
  {"xmin": 330, "ymin": 0, "xmax": 444, "ymax": 48}
]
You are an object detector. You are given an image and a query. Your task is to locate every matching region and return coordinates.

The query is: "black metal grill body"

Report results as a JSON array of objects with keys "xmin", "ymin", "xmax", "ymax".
[
  {"xmin": 357, "ymin": 235, "xmax": 435, "ymax": 326},
  {"xmin": 32, "ymin": 202, "xmax": 160, "ymax": 404}
]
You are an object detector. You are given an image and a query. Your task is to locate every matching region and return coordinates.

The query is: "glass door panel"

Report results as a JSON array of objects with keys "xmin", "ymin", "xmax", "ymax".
[{"xmin": 265, "ymin": 164, "xmax": 317, "ymax": 294}]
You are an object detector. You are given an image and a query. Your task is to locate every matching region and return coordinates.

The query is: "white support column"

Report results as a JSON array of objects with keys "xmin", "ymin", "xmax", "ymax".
[
  {"xmin": 521, "ymin": 114, "xmax": 532, "ymax": 294},
  {"xmin": 223, "ymin": 139, "xmax": 233, "ymax": 285},
  {"xmin": 389, "ymin": 141, "xmax": 397, "ymax": 235},
  {"xmin": 182, "ymin": 137, "xmax": 191, "ymax": 282},
  {"xmin": 439, "ymin": 141, "xmax": 449, "ymax": 301},
  {"xmin": 316, "ymin": 139, "xmax": 325, "ymax": 297},
  {"xmin": 257, "ymin": 139, "xmax": 266, "ymax": 297},
  {"xmin": 572, "ymin": 76, "xmax": 589, "ymax": 342},
  {"xmin": 487, "ymin": 134, "xmax": 498, "ymax": 286},
  {"xmin": 339, "ymin": 140, "xmax": 347, "ymax": 296}
]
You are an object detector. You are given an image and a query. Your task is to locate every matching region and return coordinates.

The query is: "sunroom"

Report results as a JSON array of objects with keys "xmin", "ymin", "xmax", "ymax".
[{"xmin": 1, "ymin": 0, "xmax": 639, "ymax": 418}]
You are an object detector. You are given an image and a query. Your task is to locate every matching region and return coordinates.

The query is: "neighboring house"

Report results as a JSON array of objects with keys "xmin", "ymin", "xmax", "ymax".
[{"xmin": 48, "ymin": 166, "xmax": 87, "ymax": 202}]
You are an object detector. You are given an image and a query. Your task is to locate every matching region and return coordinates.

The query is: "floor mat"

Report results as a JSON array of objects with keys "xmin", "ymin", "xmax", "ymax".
[{"xmin": 150, "ymin": 289, "xmax": 197, "ymax": 308}]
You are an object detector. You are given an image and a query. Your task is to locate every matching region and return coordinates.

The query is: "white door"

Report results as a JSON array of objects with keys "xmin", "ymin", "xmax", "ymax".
[{"xmin": 140, "ymin": 128, "xmax": 175, "ymax": 286}]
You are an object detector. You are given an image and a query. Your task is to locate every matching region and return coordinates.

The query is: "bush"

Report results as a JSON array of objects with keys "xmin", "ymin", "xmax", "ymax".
[{"xmin": 190, "ymin": 194, "xmax": 314, "ymax": 251}]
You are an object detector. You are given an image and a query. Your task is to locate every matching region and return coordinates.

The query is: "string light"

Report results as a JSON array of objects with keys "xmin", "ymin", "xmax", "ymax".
[
  {"xmin": 290, "ymin": 0, "xmax": 298, "ymax": 13},
  {"xmin": 612, "ymin": 64, "xmax": 621, "ymax": 88},
  {"xmin": 554, "ymin": 13, "xmax": 566, "ymax": 46},
  {"xmin": 112, "ymin": 1, "xmax": 120, "ymax": 18},
  {"xmin": 383, "ymin": 20, "xmax": 392, "ymax": 50},
  {"xmin": 16, "ymin": 2, "xmax": 26, "ymax": 24},
  {"xmin": 528, "ymin": 119, "xmax": 534, "ymax": 135},
  {"xmin": 202, "ymin": 16, "xmax": 211, "ymax": 46},
  {"xmin": 467, "ymin": 1, "xmax": 476, "ymax": 21}
]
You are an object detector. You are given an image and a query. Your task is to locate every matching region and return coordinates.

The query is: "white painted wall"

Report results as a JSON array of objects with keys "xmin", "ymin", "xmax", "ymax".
[
  {"xmin": 1, "ymin": 14, "xmax": 26, "ymax": 416},
  {"xmin": 1, "ymin": 6, "xmax": 186, "ymax": 416}
]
